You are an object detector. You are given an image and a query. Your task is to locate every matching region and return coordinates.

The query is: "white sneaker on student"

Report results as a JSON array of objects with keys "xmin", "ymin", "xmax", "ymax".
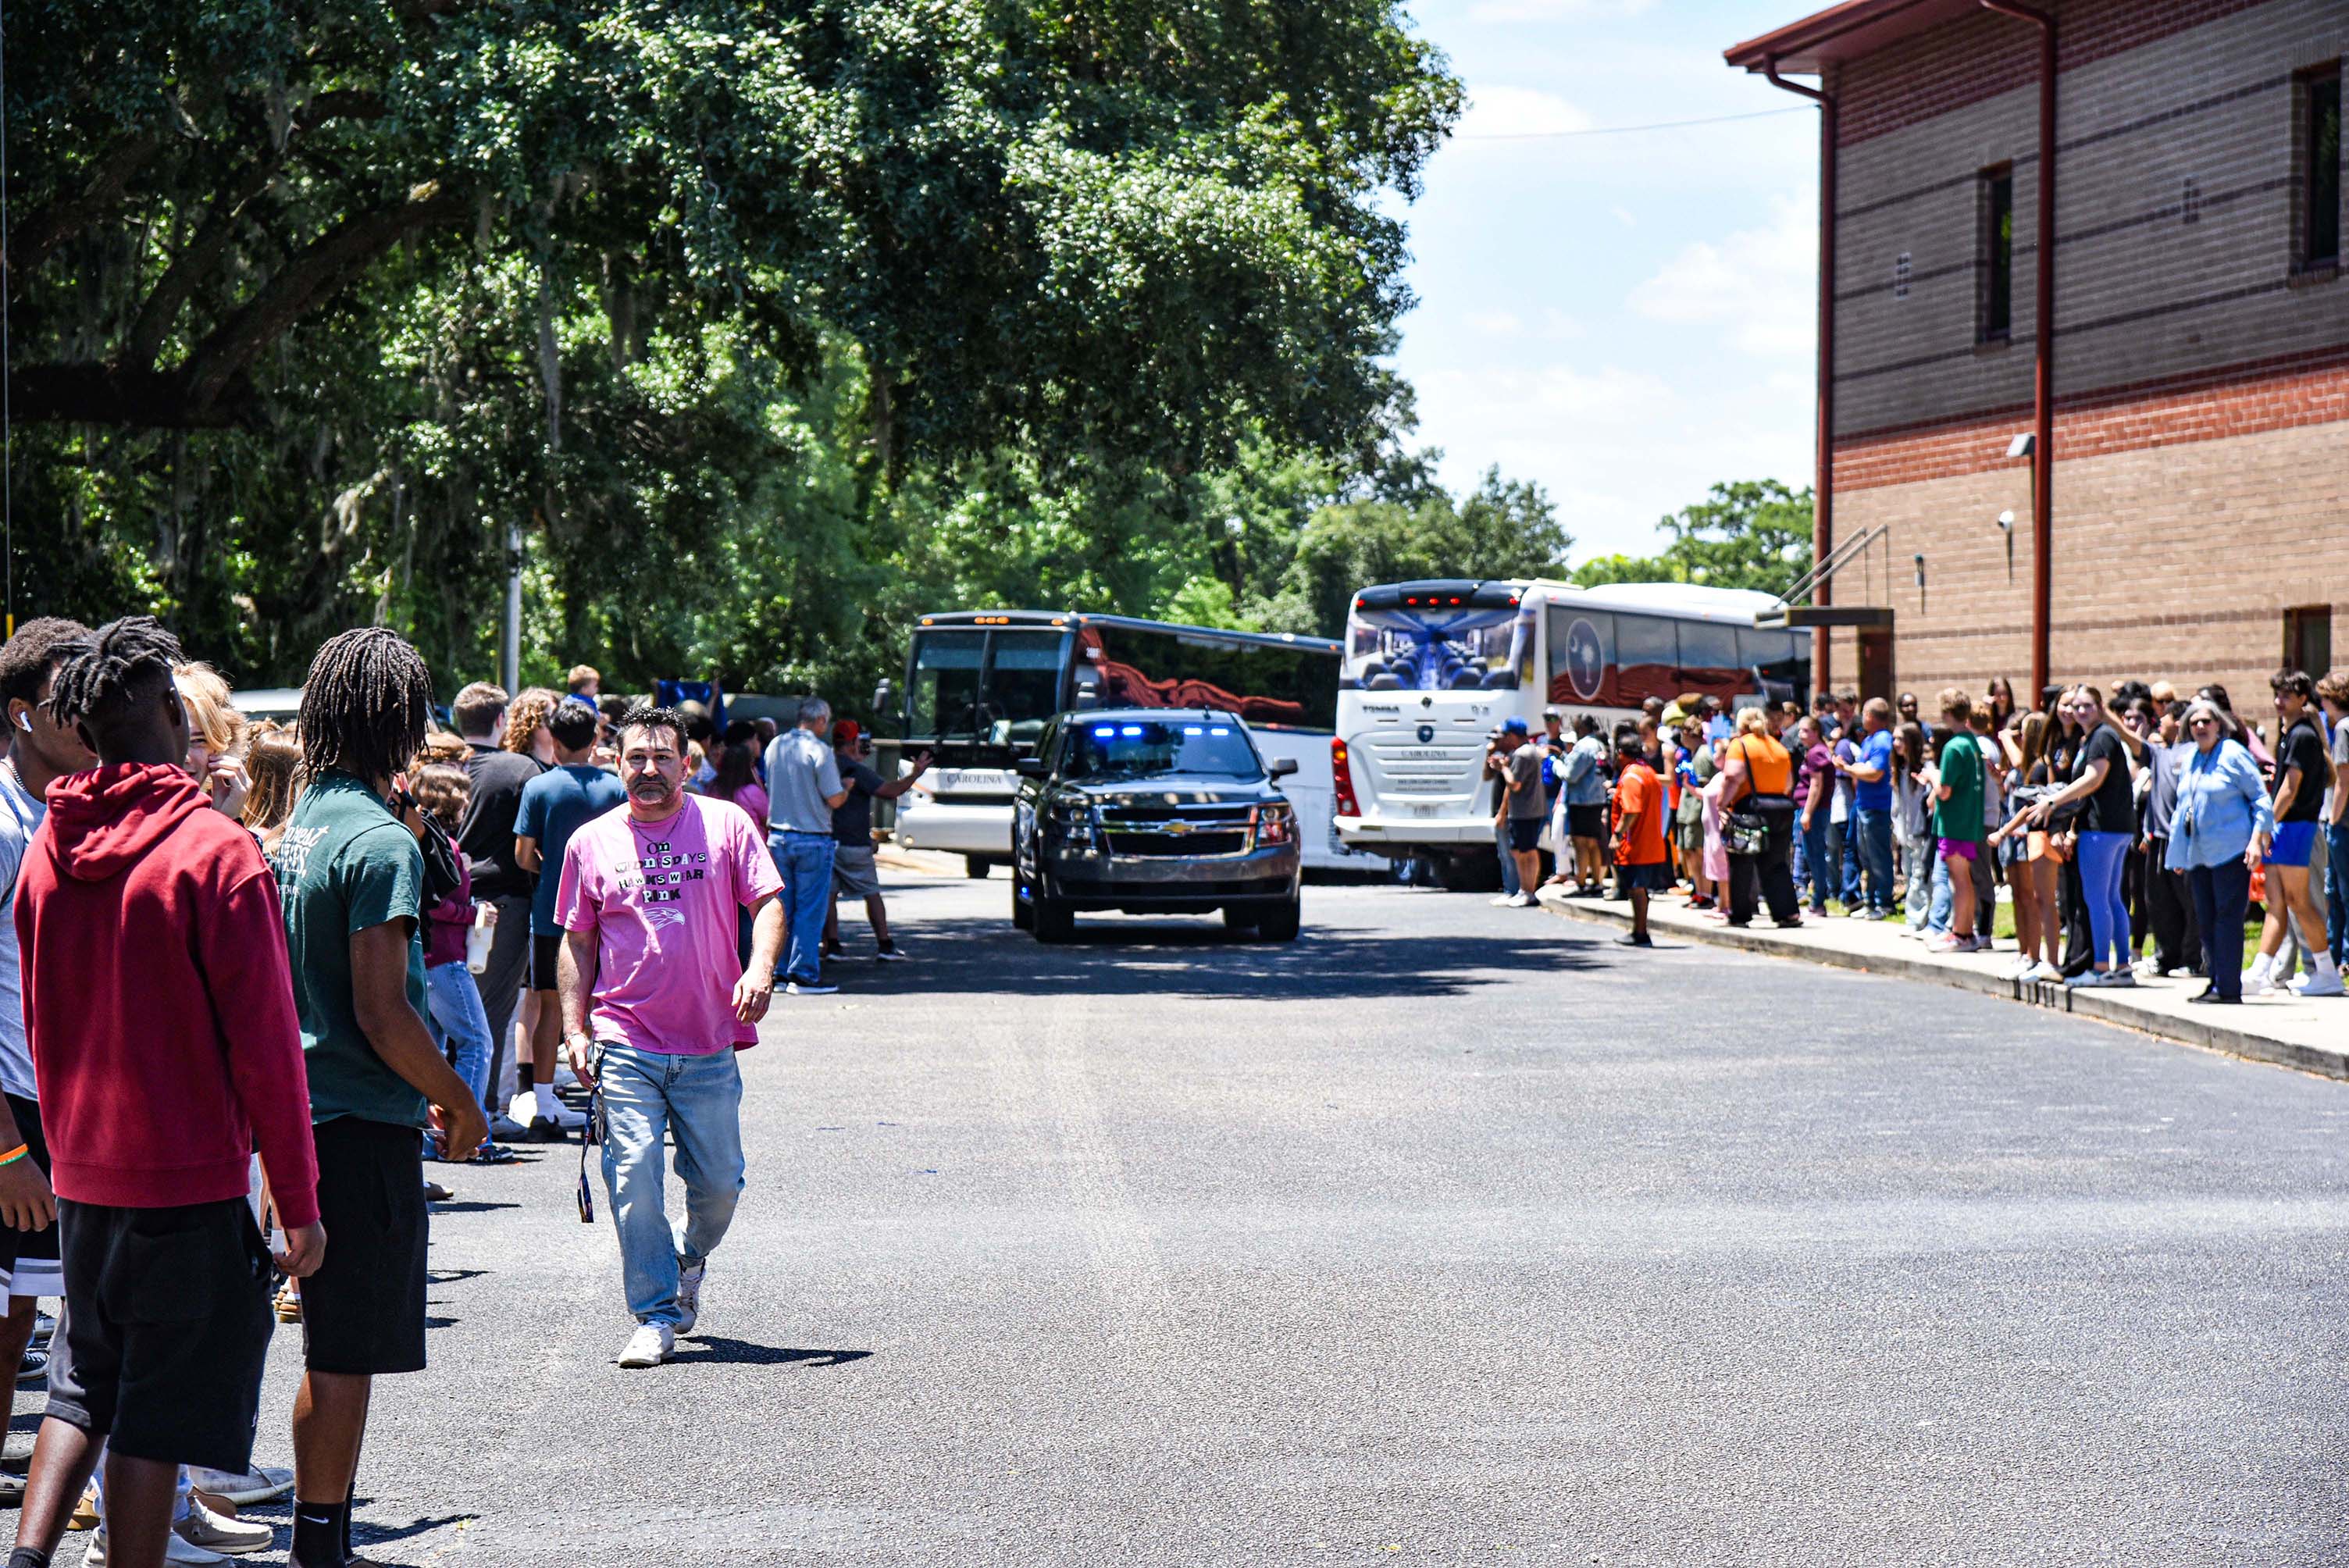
[
  {"xmin": 676, "ymin": 1261, "xmax": 706, "ymax": 1335},
  {"xmin": 177, "ymin": 1497, "xmax": 274, "ymax": 1556},
  {"xmin": 86, "ymin": 1526, "xmax": 233, "ymax": 1565},
  {"xmin": 618, "ymin": 1322, "xmax": 675, "ymax": 1368},
  {"xmin": 2294, "ymin": 968, "xmax": 2346, "ymax": 997},
  {"xmin": 183, "ymin": 1464, "xmax": 294, "ymax": 1507},
  {"xmin": 785, "ymin": 981, "xmax": 839, "ymax": 996},
  {"xmin": 1488, "ymin": 894, "xmax": 1515, "ymax": 906},
  {"xmin": 2024, "ymin": 960, "xmax": 2064, "ymax": 983}
]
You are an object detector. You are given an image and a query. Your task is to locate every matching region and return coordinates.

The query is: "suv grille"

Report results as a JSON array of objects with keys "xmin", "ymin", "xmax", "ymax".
[{"xmin": 1094, "ymin": 800, "xmax": 1258, "ymax": 858}]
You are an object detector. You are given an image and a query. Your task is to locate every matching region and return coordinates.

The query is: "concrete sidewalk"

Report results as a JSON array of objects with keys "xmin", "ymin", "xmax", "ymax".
[{"xmin": 1537, "ymin": 885, "xmax": 2349, "ymax": 1082}]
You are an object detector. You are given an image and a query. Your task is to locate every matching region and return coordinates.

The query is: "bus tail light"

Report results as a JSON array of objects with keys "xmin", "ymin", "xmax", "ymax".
[{"xmin": 1331, "ymin": 738, "xmax": 1360, "ymax": 818}]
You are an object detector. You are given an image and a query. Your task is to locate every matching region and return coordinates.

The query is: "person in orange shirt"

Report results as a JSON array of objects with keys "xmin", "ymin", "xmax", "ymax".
[{"xmin": 1611, "ymin": 724, "xmax": 1671, "ymax": 948}]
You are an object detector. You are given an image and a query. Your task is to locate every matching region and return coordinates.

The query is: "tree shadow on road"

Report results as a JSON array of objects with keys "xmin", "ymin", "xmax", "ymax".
[
  {"xmin": 664, "ymin": 1338, "xmax": 873, "ymax": 1369},
  {"xmin": 848, "ymin": 916, "xmax": 1596, "ymax": 1001}
]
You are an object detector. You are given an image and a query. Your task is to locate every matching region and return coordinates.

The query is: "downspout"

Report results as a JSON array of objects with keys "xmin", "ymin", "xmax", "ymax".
[
  {"xmin": 1763, "ymin": 58, "xmax": 1837, "ymax": 699},
  {"xmin": 1980, "ymin": 0, "xmax": 2056, "ymax": 700}
]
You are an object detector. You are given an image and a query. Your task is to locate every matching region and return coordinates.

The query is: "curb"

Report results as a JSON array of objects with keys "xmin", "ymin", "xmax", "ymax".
[{"xmin": 1539, "ymin": 894, "xmax": 2349, "ymax": 1083}]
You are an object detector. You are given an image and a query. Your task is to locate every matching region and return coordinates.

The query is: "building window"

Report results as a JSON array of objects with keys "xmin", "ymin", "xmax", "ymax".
[
  {"xmin": 1895, "ymin": 252, "xmax": 1911, "ymax": 300},
  {"xmin": 2285, "ymin": 605, "xmax": 2332, "ymax": 678},
  {"xmin": 1980, "ymin": 167, "xmax": 2013, "ymax": 341},
  {"xmin": 2301, "ymin": 67, "xmax": 2342, "ymax": 273}
]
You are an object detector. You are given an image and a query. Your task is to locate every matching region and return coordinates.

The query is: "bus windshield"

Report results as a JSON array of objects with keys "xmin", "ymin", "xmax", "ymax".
[
  {"xmin": 1063, "ymin": 718, "xmax": 1264, "ymax": 780},
  {"xmin": 906, "ymin": 628, "xmax": 1069, "ymax": 745},
  {"xmin": 1345, "ymin": 606, "xmax": 1522, "ymax": 692}
]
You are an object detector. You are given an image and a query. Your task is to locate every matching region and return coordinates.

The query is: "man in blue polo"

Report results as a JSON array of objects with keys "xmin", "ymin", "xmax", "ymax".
[
  {"xmin": 763, "ymin": 697, "xmax": 849, "ymax": 996},
  {"xmin": 1837, "ymin": 697, "xmax": 1898, "ymax": 918}
]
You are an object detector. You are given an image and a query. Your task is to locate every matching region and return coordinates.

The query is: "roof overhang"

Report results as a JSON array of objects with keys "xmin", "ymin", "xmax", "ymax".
[
  {"xmin": 1725, "ymin": 0, "xmax": 1980, "ymax": 76},
  {"xmin": 1752, "ymin": 605, "xmax": 1896, "ymax": 629}
]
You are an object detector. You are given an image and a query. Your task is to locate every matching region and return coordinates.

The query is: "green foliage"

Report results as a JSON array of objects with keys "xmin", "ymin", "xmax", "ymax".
[
  {"xmin": 6, "ymin": 0, "xmax": 1468, "ymax": 706},
  {"xmin": 1570, "ymin": 480, "xmax": 1814, "ymax": 597}
]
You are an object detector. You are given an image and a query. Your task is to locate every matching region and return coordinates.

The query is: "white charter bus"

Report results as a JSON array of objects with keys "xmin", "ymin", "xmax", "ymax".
[
  {"xmin": 884, "ymin": 611, "xmax": 1367, "ymax": 874},
  {"xmin": 1331, "ymin": 579, "xmax": 1809, "ymax": 886}
]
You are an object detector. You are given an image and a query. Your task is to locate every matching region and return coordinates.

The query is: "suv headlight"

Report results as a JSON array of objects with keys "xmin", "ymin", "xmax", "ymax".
[
  {"xmin": 1253, "ymin": 801, "xmax": 1296, "ymax": 846},
  {"xmin": 1049, "ymin": 798, "xmax": 1100, "ymax": 852}
]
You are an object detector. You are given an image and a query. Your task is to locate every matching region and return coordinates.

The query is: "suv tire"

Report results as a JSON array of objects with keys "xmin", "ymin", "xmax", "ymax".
[
  {"xmin": 1221, "ymin": 904, "xmax": 1260, "ymax": 934},
  {"xmin": 1011, "ymin": 868, "xmax": 1035, "ymax": 931},
  {"xmin": 1031, "ymin": 888, "xmax": 1075, "ymax": 943},
  {"xmin": 1250, "ymin": 895, "xmax": 1302, "ymax": 943}
]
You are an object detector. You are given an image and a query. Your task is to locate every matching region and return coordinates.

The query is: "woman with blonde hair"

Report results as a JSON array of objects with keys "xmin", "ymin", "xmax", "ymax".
[
  {"xmin": 1718, "ymin": 705, "xmax": 1802, "ymax": 928},
  {"xmin": 174, "ymin": 660, "xmax": 251, "ymax": 816},
  {"xmin": 1988, "ymin": 711, "xmax": 2059, "ymax": 980}
]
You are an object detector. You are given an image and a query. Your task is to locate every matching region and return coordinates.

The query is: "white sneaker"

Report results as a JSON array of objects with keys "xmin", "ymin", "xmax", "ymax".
[
  {"xmin": 2294, "ymin": 970, "xmax": 2346, "ymax": 997},
  {"xmin": 1924, "ymin": 933, "xmax": 1964, "ymax": 953},
  {"xmin": 1506, "ymin": 892, "xmax": 1536, "ymax": 907},
  {"xmin": 676, "ymin": 1261, "xmax": 706, "ymax": 1335},
  {"xmin": 2024, "ymin": 960, "xmax": 2063, "ymax": 983},
  {"xmin": 1488, "ymin": 894, "xmax": 1516, "ymax": 906},
  {"xmin": 87, "ymin": 1526, "xmax": 233, "ymax": 1565},
  {"xmin": 2243, "ymin": 970, "xmax": 2279, "ymax": 996},
  {"xmin": 2000, "ymin": 960, "xmax": 2035, "ymax": 981},
  {"xmin": 785, "ymin": 981, "xmax": 839, "ymax": 996},
  {"xmin": 540, "ymin": 1101, "xmax": 586, "ymax": 1131},
  {"xmin": 618, "ymin": 1322, "xmax": 675, "ymax": 1368},
  {"xmin": 177, "ymin": 1497, "xmax": 274, "ymax": 1556},
  {"xmin": 184, "ymin": 1464, "xmax": 294, "ymax": 1507}
]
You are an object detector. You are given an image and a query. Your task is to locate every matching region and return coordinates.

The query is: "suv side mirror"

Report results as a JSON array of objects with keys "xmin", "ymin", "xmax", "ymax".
[
  {"xmin": 1267, "ymin": 757, "xmax": 1299, "ymax": 779},
  {"xmin": 1014, "ymin": 757, "xmax": 1049, "ymax": 780}
]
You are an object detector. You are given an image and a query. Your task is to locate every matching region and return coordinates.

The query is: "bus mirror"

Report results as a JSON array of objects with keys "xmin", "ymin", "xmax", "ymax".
[
  {"xmin": 1073, "ymin": 676, "xmax": 1102, "ymax": 707},
  {"xmin": 871, "ymin": 678, "xmax": 893, "ymax": 718},
  {"xmin": 1267, "ymin": 757, "xmax": 1299, "ymax": 778}
]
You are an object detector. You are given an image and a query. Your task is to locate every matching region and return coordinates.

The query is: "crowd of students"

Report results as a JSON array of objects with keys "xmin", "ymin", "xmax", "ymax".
[
  {"xmin": 1493, "ymin": 672, "xmax": 2348, "ymax": 1001},
  {"xmin": 0, "ymin": 617, "xmax": 914, "ymax": 1568}
]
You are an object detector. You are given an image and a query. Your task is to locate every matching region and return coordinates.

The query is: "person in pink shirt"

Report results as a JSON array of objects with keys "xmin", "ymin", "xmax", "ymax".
[{"xmin": 554, "ymin": 705, "xmax": 783, "ymax": 1370}]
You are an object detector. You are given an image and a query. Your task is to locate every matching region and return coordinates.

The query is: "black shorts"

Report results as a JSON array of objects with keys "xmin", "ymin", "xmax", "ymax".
[
  {"xmin": 531, "ymin": 930, "xmax": 564, "ymax": 992},
  {"xmin": 45, "ymin": 1197, "xmax": 272, "ymax": 1471},
  {"xmin": 303, "ymin": 1117, "xmax": 428, "ymax": 1377},
  {"xmin": 1567, "ymin": 804, "xmax": 1608, "ymax": 842},
  {"xmin": 0, "ymin": 1093, "xmax": 62, "ymax": 1299},
  {"xmin": 1618, "ymin": 860, "xmax": 1674, "ymax": 892},
  {"xmin": 1506, "ymin": 817, "xmax": 1543, "ymax": 853}
]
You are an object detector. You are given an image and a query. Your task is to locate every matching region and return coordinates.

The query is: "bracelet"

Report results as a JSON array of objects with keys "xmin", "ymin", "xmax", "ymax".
[{"xmin": 0, "ymin": 1146, "xmax": 29, "ymax": 1167}]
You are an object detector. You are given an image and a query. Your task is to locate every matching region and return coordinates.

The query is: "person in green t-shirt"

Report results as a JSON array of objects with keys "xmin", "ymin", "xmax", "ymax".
[
  {"xmin": 273, "ymin": 629, "xmax": 487, "ymax": 1568},
  {"xmin": 1928, "ymin": 686, "xmax": 1986, "ymax": 952}
]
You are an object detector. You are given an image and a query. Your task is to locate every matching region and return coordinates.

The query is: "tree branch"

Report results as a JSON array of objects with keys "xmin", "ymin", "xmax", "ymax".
[
  {"xmin": 183, "ymin": 182, "xmax": 470, "ymax": 415},
  {"xmin": 8, "ymin": 132, "xmax": 167, "ymax": 287},
  {"xmin": 121, "ymin": 157, "xmax": 283, "ymax": 369},
  {"xmin": 6, "ymin": 364, "xmax": 249, "ymax": 428}
]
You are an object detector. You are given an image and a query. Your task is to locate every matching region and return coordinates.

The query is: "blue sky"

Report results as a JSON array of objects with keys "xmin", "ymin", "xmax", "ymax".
[{"xmin": 1388, "ymin": 0, "xmax": 1827, "ymax": 562}]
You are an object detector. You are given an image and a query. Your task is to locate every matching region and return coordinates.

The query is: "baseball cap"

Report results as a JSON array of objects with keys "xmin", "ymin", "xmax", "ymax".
[
  {"xmin": 832, "ymin": 718, "xmax": 862, "ymax": 747},
  {"xmin": 1542, "ymin": 706, "xmax": 1563, "ymax": 720},
  {"xmin": 1660, "ymin": 700, "xmax": 1688, "ymax": 725},
  {"xmin": 1502, "ymin": 716, "xmax": 1529, "ymax": 736}
]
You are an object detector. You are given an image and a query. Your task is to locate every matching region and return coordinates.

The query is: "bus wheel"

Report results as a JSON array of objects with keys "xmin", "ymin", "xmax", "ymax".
[
  {"xmin": 1433, "ymin": 855, "xmax": 1499, "ymax": 894},
  {"xmin": 966, "ymin": 855, "xmax": 996, "ymax": 879}
]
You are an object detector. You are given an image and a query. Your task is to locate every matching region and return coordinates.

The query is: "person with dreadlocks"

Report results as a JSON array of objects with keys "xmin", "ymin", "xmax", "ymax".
[
  {"xmin": 274, "ymin": 626, "xmax": 486, "ymax": 1568},
  {"xmin": 9, "ymin": 617, "xmax": 323, "ymax": 1568}
]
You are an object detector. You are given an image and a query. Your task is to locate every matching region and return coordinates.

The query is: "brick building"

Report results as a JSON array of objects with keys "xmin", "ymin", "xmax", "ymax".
[{"xmin": 1727, "ymin": 0, "xmax": 2347, "ymax": 713}]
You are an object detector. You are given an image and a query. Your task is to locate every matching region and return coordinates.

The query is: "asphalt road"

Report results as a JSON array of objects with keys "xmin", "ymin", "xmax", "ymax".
[{"xmin": 27, "ymin": 874, "xmax": 2349, "ymax": 1564}]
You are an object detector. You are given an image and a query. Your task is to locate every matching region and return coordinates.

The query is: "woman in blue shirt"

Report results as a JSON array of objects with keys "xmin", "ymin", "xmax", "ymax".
[{"xmin": 2165, "ymin": 699, "xmax": 2274, "ymax": 1003}]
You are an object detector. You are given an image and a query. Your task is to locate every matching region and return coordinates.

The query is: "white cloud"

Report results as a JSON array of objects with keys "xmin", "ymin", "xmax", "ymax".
[
  {"xmin": 1538, "ymin": 308, "xmax": 1588, "ymax": 341},
  {"xmin": 1454, "ymin": 84, "xmax": 1593, "ymax": 141},
  {"xmin": 1464, "ymin": 310, "xmax": 1524, "ymax": 336},
  {"xmin": 1611, "ymin": 205, "xmax": 1638, "ymax": 229},
  {"xmin": 1626, "ymin": 193, "xmax": 1818, "ymax": 358}
]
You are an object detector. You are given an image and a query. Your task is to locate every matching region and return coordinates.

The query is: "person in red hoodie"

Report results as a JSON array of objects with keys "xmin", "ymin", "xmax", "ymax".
[{"xmin": 9, "ymin": 616, "xmax": 325, "ymax": 1568}]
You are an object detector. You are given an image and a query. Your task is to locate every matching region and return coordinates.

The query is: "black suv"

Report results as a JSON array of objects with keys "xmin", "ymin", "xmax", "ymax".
[{"xmin": 1011, "ymin": 709, "xmax": 1303, "ymax": 943}]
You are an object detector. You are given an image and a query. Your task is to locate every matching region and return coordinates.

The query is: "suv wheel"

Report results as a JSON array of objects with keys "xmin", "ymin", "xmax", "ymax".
[
  {"xmin": 1011, "ymin": 868, "xmax": 1035, "ymax": 931},
  {"xmin": 1221, "ymin": 904, "xmax": 1260, "ymax": 934},
  {"xmin": 1032, "ymin": 889, "xmax": 1075, "ymax": 943},
  {"xmin": 1252, "ymin": 894, "xmax": 1302, "ymax": 943}
]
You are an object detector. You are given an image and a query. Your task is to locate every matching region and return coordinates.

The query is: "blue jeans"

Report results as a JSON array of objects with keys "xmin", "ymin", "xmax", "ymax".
[
  {"xmin": 1902, "ymin": 830, "xmax": 1937, "ymax": 930},
  {"xmin": 2076, "ymin": 829, "xmax": 2132, "ymax": 970},
  {"xmin": 1926, "ymin": 849, "xmax": 1955, "ymax": 935},
  {"xmin": 1495, "ymin": 820, "xmax": 1520, "ymax": 896},
  {"xmin": 2327, "ymin": 822, "xmax": 2349, "ymax": 968},
  {"xmin": 425, "ymin": 962, "xmax": 494, "ymax": 1117},
  {"xmin": 2189, "ymin": 859, "xmax": 2252, "ymax": 1000},
  {"xmin": 1799, "ymin": 814, "xmax": 1832, "ymax": 911},
  {"xmin": 1852, "ymin": 808, "xmax": 1894, "ymax": 913},
  {"xmin": 597, "ymin": 1043, "xmax": 747, "ymax": 1327},
  {"xmin": 770, "ymin": 831, "xmax": 838, "ymax": 984}
]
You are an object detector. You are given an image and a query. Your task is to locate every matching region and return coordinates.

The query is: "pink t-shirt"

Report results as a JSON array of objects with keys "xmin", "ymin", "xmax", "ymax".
[{"xmin": 554, "ymin": 794, "xmax": 784, "ymax": 1055}]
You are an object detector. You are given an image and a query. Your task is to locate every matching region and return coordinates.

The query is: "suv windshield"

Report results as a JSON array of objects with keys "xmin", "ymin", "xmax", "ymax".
[{"xmin": 1063, "ymin": 719, "xmax": 1264, "ymax": 780}]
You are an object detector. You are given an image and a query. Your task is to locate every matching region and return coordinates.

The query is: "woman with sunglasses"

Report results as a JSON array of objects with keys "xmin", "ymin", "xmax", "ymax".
[
  {"xmin": 2165, "ymin": 698, "xmax": 2273, "ymax": 1002},
  {"xmin": 2028, "ymin": 687, "xmax": 2140, "ymax": 986}
]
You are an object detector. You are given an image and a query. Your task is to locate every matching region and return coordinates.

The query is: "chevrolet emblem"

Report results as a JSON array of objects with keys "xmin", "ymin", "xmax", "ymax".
[{"xmin": 1165, "ymin": 821, "xmax": 1194, "ymax": 835}]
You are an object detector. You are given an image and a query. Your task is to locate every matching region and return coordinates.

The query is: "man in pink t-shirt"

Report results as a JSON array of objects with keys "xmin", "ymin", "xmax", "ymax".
[{"xmin": 554, "ymin": 705, "xmax": 784, "ymax": 1369}]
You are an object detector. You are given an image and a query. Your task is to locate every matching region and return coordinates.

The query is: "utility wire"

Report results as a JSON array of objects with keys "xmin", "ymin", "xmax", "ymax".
[
  {"xmin": 1457, "ymin": 105, "xmax": 1807, "ymax": 142},
  {"xmin": 2, "ymin": 0, "xmax": 12, "ymax": 639}
]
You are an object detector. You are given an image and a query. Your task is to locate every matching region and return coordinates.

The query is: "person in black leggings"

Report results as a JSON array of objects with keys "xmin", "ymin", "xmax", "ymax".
[{"xmin": 1721, "ymin": 710, "xmax": 1800, "ymax": 927}]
